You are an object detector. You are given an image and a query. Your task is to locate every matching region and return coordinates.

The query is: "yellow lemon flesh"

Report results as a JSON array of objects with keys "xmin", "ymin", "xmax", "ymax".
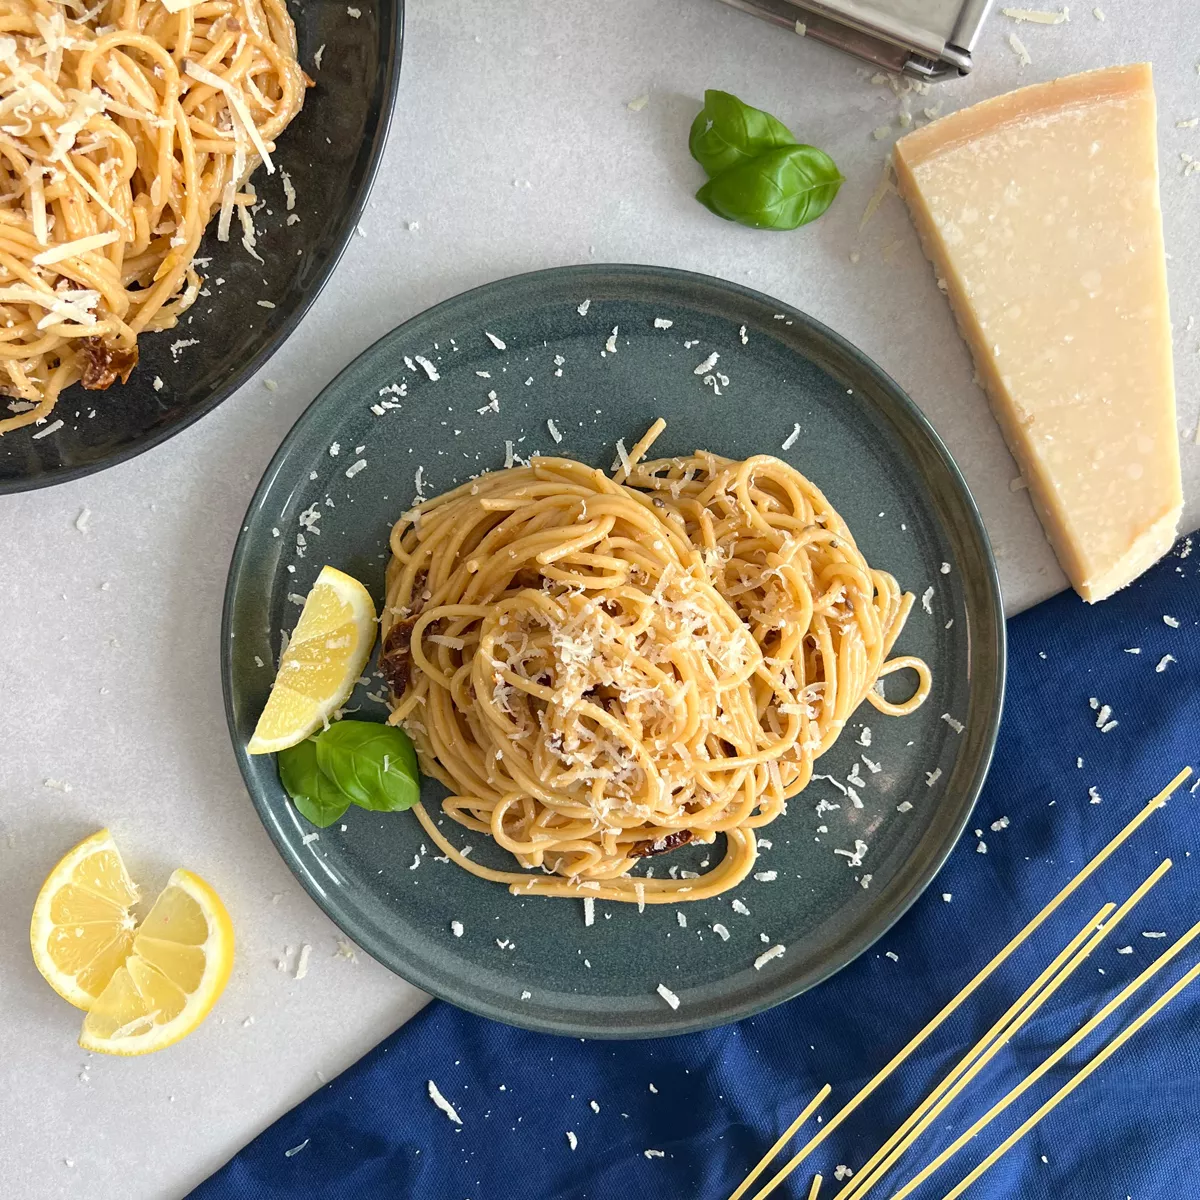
[
  {"xmin": 79, "ymin": 867, "xmax": 234, "ymax": 1056},
  {"xmin": 247, "ymin": 564, "xmax": 377, "ymax": 755},
  {"xmin": 30, "ymin": 829, "xmax": 140, "ymax": 1009}
]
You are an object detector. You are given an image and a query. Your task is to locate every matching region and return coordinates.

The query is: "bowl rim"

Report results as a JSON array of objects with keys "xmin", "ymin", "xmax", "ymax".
[
  {"xmin": 221, "ymin": 262, "xmax": 1007, "ymax": 1038},
  {"xmin": 0, "ymin": 0, "xmax": 406, "ymax": 496}
]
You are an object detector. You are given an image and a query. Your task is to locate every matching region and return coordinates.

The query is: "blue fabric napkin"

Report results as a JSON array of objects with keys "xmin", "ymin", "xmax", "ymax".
[{"xmin": 194, "ymin": 535, "xmax": 1200, "ymax": 1200}]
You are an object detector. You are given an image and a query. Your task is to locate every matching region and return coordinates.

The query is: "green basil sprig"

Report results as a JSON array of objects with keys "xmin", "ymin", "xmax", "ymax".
[
  {"xmin": 688, "ymin": 90, "xmax": 843, "ymax": 231},
  {"xmin": 279, "ymin": 737, "xmax": 352, "ymax": 827},
  {"xmin": 697, "ymin": 144, "xmax": 844, "ymax": 231},
  {"xmin": 689, "ymin": 89, "xmax": 797, "ymax": 176},
  {"xmin": 277, "ymin": 720, "xmax": 420, "ymax": 828}
]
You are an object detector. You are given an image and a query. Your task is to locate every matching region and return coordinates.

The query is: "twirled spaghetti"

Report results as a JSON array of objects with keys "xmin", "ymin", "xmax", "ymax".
[
  {"xmin": 382, "ymin": 420, "xmax": 931, "ymax": 904},
  {"xmin": 0, "ymin": 0, "xmax": 305, "ymax": 435}
]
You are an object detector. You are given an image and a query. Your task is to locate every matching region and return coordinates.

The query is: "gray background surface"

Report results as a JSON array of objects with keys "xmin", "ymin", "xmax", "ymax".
[{"xmin": 2, "ymin": 1, "xmax": 1197, "ymax": 1195}]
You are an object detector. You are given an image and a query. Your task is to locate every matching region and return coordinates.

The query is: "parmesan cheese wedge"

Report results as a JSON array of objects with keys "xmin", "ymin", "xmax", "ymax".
[{"xmin": 894, "ymin": 64, "xmax": 1181, "ymax": 602}]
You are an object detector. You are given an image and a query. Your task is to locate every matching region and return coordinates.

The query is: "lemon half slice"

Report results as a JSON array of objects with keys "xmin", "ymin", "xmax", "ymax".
[
  {"xmin": 79, "ymin": 868, "xmax": 234, "ymax": 1056},
  {"xmin": 248, "ymin": 564, "xmax": 377, "ymax": 755},
  {"xmin": 30, "ymin": 829, "xmax": 140, "ymax": 1009}
]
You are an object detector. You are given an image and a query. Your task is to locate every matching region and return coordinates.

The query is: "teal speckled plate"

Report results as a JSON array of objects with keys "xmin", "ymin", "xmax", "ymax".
[{"xmin": 221, "ymin": 265, "xmax": 1005, "ymax": 1039}]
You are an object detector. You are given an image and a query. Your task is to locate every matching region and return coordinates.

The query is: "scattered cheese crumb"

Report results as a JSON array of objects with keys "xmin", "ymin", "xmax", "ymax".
[
  {"xmin": 414, "ymin": 355, "xmax": 439, "ymax": 381},
  {"xmin": 566, "ymin": 1130, "xmax": 578, "ymax": 1150},
  {"xmin": 295, "ymin": 944, "xmax": 311, "ymax": 980},
  {"xmin": 1142, "ymin": 931, "xmax": 1168, "ymax": 939},
  {"xmin": 976, "ymin": 840, "xmax": 988, "ymax": 854},
  {"xmin": 925, "ymin": 768, "xmax": 942, "ymax": 787},
  {"xmin": 990, "ymin": 816, "xmax": 1010, "ymax": 831},
  {"xmin": 547, "ymin": 418, "xmax": 563, "ymax": 443},
  {"xmin": 345, "ymin": 459, "xmax": 367, "ymax": 479},
  {"xmin": 75, "ymin": 507, "xmax": 91, "ymax": 533},
  {"xmin": 577, "ymin": 298, "xmax": 591, "ymax": 316},
  {"xmin": 1008, "ymin": 32, "xmax": 1032, "ymax": 65},
  {"xmin": 1092, "ymin": 5, "xmax": 1104, "ymax": 17},
  {"xmin": 941, "ymin": 713, "xmax": 964, "ymax": 734},
  {"xmin": 942, "ymin": 893, "xmax": 952, "ymax": 902},
  {"xmin": 605, "ymin": 327, "xmax": 619, "ymax": 354},
  {"xmin": 428, "ymin": 1080, "xmax": 463, "ymax": 1124},
  {"xmin": 782, "ymin": 423, "xmax": 801, "ymax": 451},
  {"xmin": 645, "ymin": 1149, "xmax": 665, "ymax": 1159},
  {"xmin": 301, "ymin": 832, "xmax": 319, "ymax": 845},
  {"xmin": 284, "ymin": 1139, "xmax": 309, "ymax": 1158},
  {"xmin": 1117, "ymin": 945, "xmax": 1133, "ymax": 954},
  {"xmin": 693, "ymin": 351, "xmax": 720, "ymax": 375},
  {"xmin": 485, "ymin": 331, "xmax": 507, "ymax": 350},
  {"xmin": 1089, "ymin": 787, "xmax": 1103, "ymax": 805},
  {"xmin": 884, "ymin": 951, "xmax": 899, "ymax": 963},
  {"xmin": 583, "ymin": 897, "xmax": 594, "ymax": 927},
  {"xmin": 1163, "ymin": 615, "xmax": 1180, "ymax": 628},
  {"xmin": 656, "ymin": 983, "xmax": 680, "ymax": 1010},
  {"xmin": 451, "ymin": 921, "xmax": 464, "ymax": 938},
  {"xmin": 754, "ymin": 944, "xmax": 786, "ymax": 969},
  {"xmin": 754, "ymin": 870, "xmax": 778, "ymax": 882},
  {"xmin": 627, "ymin": 94, "xmax": 649, "ymax": 112},
  {"xmin": 1001, "ymin": 6, "xmax": 1069, "ymax": 22},
  {"xmin": 731, "ymin": 899, "xmax": 751, "ymax": 916},
  {"xmin": 834, "ymin": 1165, "xmax": 854, "ymax": 1181},
  {"xmin": 1156, "ymin": 655, "xmax": 1176, "ymax": 673},
  {"xmin": 653, "ymin": 317, "xmax": 673, "ymax": 329}
]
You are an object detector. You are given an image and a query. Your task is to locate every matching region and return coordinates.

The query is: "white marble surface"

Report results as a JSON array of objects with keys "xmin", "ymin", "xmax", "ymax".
[{"xmin": 3, "ymin": 1, "xmax": 1199, "ymax": 1196}]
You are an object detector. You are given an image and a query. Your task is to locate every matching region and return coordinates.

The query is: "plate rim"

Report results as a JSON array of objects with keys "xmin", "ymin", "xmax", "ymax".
[
  {"xmin": 220, "ymin": 262, "xmax": 1007, "ymax": 1038},
  {"xmin": 0, "ymin": 0, "xmax": 406, "ymax": 497}
]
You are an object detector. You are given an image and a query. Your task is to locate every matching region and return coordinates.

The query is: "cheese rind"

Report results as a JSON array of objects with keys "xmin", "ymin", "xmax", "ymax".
[{"xmin": 894, "ymin": 63, "xmax": 1181, "ymax": 603}]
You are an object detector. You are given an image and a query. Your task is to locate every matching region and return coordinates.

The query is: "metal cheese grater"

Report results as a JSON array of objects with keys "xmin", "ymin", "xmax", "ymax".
[{"xmin": 718, "ymin": 0, "xmax": 995, "ymax": 80}]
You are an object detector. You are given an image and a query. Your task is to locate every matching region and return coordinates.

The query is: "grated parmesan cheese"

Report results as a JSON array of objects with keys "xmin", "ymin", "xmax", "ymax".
[
  {"xmin": 782, "ymin": 423, "xmax": 800, "ymax": 451},
  {"xmin": 754, "ymin": 944, "xmax": 786, "ymax": 969},
  {"xmin": 1008, "ymin": 31, "xmax": 1032, "ymax": 65},
  {"xmin": 485, "ymin": 330, "xmax": 506, "ymax": 350},
  {"xmin": 1001, "ymin": 5, "xmax": 1069, "ymax": 21},
  {"xmin": 656, "ymin": 983, "xmax": 680, "ymax": 1009},
  {"xmin": 427, "ymin": 1080, "xmax": 462, "ymax": 1124},
  {"xmin": 693, "ymin": 351, "xmax": 720, "ymax": 375}
]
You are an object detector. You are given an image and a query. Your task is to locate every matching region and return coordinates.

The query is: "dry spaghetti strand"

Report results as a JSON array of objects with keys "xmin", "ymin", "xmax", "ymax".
[
  {"xmin": 381, "ymin": 422, "xmax": 931, "ymax": 904},
  {"xmin": 0, "ymin": 0, "xmax": 305, "ymax": 435}
]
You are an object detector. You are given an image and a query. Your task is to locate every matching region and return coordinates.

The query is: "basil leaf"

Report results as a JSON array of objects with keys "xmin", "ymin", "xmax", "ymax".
[
  {"xmin": 278, "ymin": 738, "xmax": 352, "ymax": 828},
  {"xmin": 695, "ymin": 144, "xmax": 844, "ymax": 230},
  {"xmin": 689, "ymin": 89, "xmax": 797, "ymax": 178},
  {"xmin": 315, "ymin": 720, "xmax": 421, "ymax": 813}
]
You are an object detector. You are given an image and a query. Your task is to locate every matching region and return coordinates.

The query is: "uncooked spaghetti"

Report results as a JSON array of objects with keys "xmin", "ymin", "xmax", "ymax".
[
  {"xmin": 0, "ymin": 0, "xmax": 306, "ymax": 435},
  {"xmin": 381, "ymin": 420, "xmax": 931, "ymax": 903}
]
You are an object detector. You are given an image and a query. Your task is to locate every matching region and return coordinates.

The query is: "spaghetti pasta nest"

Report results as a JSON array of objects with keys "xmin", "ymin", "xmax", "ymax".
[
  {"xmin": 0, "ymin": 0, "xmax": 306, "ymax": 435},
  {"xmin": 382, "ymin": 420, "xmax": 931, "ymax": 904}
]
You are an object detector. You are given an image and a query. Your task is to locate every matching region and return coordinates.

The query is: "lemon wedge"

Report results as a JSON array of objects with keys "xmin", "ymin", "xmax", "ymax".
[
  {"xmin": 79, "ymin": 867, "xmax": 234, "ymax": 1056},
  {"xmin": 30, "ymin": 828, "xmax": 140, "ymax": 1009},
  {"xmin": 248, "ymin": 564, "xmax": 377, "ymax": 755}
]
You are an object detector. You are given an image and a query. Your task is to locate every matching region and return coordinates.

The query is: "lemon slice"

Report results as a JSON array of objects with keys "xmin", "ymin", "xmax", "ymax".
[
  {"xmin": 30, "ymin": 829, "xmax": 140, "ymax": 1010},
  {"xmin": 247, "ymin": 564, "xmax": 377, "ymax": 755},
  {"xmin": 79, "ymin": 868, "xmax": 234, "ymax": 1056}
]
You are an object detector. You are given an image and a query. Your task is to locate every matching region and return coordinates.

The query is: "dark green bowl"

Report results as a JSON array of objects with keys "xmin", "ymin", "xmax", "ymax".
[{"xmin": 221, "ymin": 264, "xmax": 1005, "ymax": 1038}]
